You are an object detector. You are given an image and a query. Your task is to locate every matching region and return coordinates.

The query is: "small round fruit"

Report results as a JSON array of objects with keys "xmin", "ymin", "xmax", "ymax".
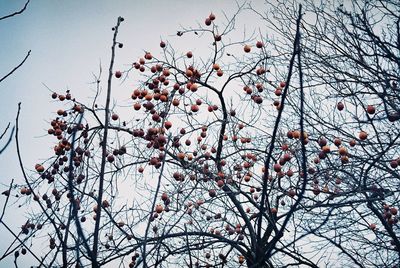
[
  {"xmin": 288, "ymin": 189, "xmax": 296, "ymax": 197},
  {"xmin": 208, "ymin": 189, "xmax": 216, "ymax": 197},
  {"xmin": 337, "ymin": 102, "xmax": 344, "ymax": 111},
  {"xmin": 274, "ymin": 88, "xmax": 282, "ymax": 96},
  {"xmin": 349, "ymin": 139, "xmax": 356, "ymax": 147},
  {"xmin": 115, "ymin": 71, "xmax": 122, "ymax": 78},
  {"xmin": 390, "ymin": 160, "xmax": 398, "ymax": 168},
  {"xmin": 172, "ymin": 98, "xmax": 180, "ymax": 106},
  {"xmin": 388, "ymin": 112, "xmax": 400, "ymax": 122},
  {"xmin": 256, "ymin": 41, "xmax": 264, "ymax": 48},
  {"xmin": 191, "ymin": 105, "xmax": 199, "ymax": 112},
  {"xmin": 322, "ymin": 145, "xmax": 331, "ymax": 153},
  {"xmin": 35, "ymin": 164, "xmax": 45, "ymax": 173},
  {"xmin": 273, "ymin": 164, "xmax": 281, "ymax": 172},
  {"xmin": 144, "ymin": 52, "xmax": 153, "ymax": 60},
  {"xmin": 318, "ymin": 137, "xmax": 327, "ymax": 147},
  {"xmin": 334, "ymin": 137, "xmax": 342, "ymax": 146},
  {"xmin": 367, "ymin": 105, "xmax": 375, "ymax": 114},
  {"xmin": 164, "ymin": 121, "xmax": 172, "ymax": 129},
  {"xmin": 359, "ymin": 131, "xmax": 368, "ymax": 140},
  {"xmin": 254, "ymin": 96, "xmax": 263, "ymax": 104},
  {"xmin": 209, "ymin": 13, "xmax": 216, "ymax": 21},
  {"xmin": 390, "ymin": 207, "xmax": 398, "ymax": 215},
  {"xmin": 338, "ymin": 146, "xmax": 347, "ymax": 156},
  {"xmin": 190, "ymin": 84, "xmax": 198, "ymax": 92},
  {"xmin": 107, "ymin": 155, "xmax": 115, "ymax": 163},
  {"xmin": 212, "ymin": 63, "xmax": 220, "ymax": 70},
  {"xmin": 111, "ymin": 114, "xmax": 119, "ymax": 121},
  {"xmin": 155, "ymin": 204, "xmax": 163, "ymax": 213},
  {"xmin": 185, "ymin": 69, "xmax": 193, "ymax": 77},
  {"xmin": 243, "ymin": 45, "xmax": 251, "ymax": 53}
]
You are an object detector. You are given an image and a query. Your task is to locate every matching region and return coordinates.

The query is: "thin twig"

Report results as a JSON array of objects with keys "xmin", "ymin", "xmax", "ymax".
[
  {"xmin": 0, "ymin": 179, "xmax": 14, "ymax": 224},
  {"xmin": 92, "ymin": 17, "xmax": 124, "ymax": 268},
  {"xmin": 65, "ymin": 112, "xmax": 94, "ymax": 265},
  {"xmin": 142, "ymin": 135, "xmax": 171, "ymax": 268},
  {"xmin": 257, "ymin": 4, "xmax": 303, "ymax": 243},
  {"xmin": 264, "ymin": 4, "xmax": 304, "ymax": 260},
  {"xmin": 0, "ymin": 0, "xmax": 30, "ymax": 21},
  {"xmin": 0, "ymin": 123, "xmax": 11, "ymax": 140},
  {"xmin": 0, "ymin": 126, "xmax": 15, "ymax": 154},
  {"xmin": 0, "ymin": 50, "xmax": 31, "ymax": 83}
]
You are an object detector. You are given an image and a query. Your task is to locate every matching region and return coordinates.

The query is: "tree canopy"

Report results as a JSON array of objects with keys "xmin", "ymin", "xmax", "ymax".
[{"xmin": 1, "ymin": 1, "xmax": 399, "ymax": 267}]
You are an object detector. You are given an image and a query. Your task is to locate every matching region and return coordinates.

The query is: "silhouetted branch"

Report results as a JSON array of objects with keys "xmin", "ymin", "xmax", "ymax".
[
  {"xmin": 0, "ymin": 0, "xmax": 30, "ymax": 21},
  {"xmin": 92, "ymin": 16, "xmax": 124, "ymax": 267},
  {"xmin": 0, "ymin": 123, "xmax": 15, "ymax": 154},
  {"xmin": 0, "ymin": 50, "xmax": 31, "ymax": 84}
]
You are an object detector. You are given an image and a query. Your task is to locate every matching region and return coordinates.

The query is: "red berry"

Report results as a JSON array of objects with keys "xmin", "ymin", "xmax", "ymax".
[{"xmin": 337, "ymin": 102, "xmax": 344, "ymax": 111}]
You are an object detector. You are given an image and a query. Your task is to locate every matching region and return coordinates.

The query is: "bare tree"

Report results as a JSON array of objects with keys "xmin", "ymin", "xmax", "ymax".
[
  {"xmin": 3, "ymin": 1, "xmax": 400, "ymax": 267},
  {"xmin": 253, "ymin": 0, "xmax": 400, "ymax": 266}
]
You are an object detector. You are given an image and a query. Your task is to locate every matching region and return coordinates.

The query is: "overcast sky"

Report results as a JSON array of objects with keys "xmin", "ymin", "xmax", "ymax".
[{"xmin": 0, "ymin": 0, "xmax": 268, "ymax": 266}]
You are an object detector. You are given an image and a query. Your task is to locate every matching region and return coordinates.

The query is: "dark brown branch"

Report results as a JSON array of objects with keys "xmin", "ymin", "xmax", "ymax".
[
  {"xmin": 66, "ymin": 113, "xmax": 94, "ymax": 263},
  {"xmin": 0, "ymin": 179, "xmax": 14, "ymax": 224},
  {"xmin": 0, "ymin": 50, "xmax": 31, "ymax": 83},
  {"xmin": 257, "ymin": 3, "xmax": 303, "ymax": 244},
  {"xmin": 263, "ymin": 6, "xmax": 305, "ymax": 261},
  {"xmin": 0, "ymin": 125, "xmax": 15, "ymax": 154},
  {"xmin": 0, "ymin": 122, "xmax": 11, "ymax": 140},
  {"xmin": 92, "ymin": 17, "xmax": 124, "ymax": 267},
  {"xmin": 0, "ymin": 0, "xmax": 30, "ymax": 21}
]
